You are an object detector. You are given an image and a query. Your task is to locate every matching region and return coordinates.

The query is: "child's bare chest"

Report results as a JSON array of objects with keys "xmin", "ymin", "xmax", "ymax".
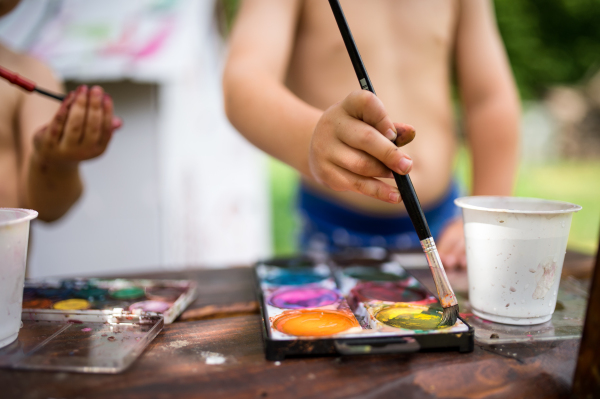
[
  {"xmin": 297, "ymin": 0, "xmax": 458, "ymax": 61},
  {"xmin": 0, "ymin": 82, "xmax": 21, "ymax": 206}
]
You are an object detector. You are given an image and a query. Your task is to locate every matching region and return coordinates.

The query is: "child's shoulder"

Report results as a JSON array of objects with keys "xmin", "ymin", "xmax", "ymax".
[{"xmin": 0, "ymin": 43, "xmax": 59, "ymax": 89}]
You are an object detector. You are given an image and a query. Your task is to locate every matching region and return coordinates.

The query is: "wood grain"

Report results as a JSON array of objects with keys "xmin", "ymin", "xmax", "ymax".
[
  {"xmin": 1, "ymin": 251, "xmax": 594, "ymax": 399},
  {"xmin": 572, "ymin": 239, "xmax": 600, "ymax": 397},
  {"xmin": 180, "ymin": 301, "xmax": 259, "ymax": 321},
  {"xmin": 0, "ymin": 314, "xmax": 581, "ymax": 399}
]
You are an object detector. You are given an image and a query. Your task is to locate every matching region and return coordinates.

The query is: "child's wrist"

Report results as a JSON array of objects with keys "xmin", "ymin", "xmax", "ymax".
[{"xmin": 31, "ymin": 151, "xmax": 80, "ymax": 175}]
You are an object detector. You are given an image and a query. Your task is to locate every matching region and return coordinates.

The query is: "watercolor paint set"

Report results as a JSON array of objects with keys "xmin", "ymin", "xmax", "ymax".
[
  {"xmin": 20, "ymin": 278, "xmax": 197, "ymax": 324},
  {"xmin": 255, "ymin": 256, "xmax": 473, "ymax": 360},
  {"xmin": 0, "ymin": 278, "xmax": 196, "ymax": 373}
]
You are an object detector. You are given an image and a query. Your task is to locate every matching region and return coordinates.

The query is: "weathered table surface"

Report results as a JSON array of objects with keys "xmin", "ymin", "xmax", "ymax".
[{"xmin": 2, "ymin": 251, "xmax": 594, "ymax": 399}]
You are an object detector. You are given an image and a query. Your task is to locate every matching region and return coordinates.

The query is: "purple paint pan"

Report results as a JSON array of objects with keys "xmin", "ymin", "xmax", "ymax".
[
  {"xmin": 267, "ymin": 287, "xmax": 340, "ymax": 309},
  {"xmin": 129, "ymin": 300, "xmax": 173, "ymax": 313}
]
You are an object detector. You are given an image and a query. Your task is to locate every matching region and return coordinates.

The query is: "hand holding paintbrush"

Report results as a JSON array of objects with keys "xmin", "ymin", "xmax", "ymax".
[
  {"xmin": 327, "ymin": 0, "xmax": 459, "ymax": 326},
  {"xmin": 1, "ymin": 65, "xmax": 122, "ymax": 165},
  {"xmin": 309, "ymin": 90, "xmax": 418, "ymax": 204},
  {"xmin": 1, "ymin": 64, "xmax": 122, "ymax": 221}
]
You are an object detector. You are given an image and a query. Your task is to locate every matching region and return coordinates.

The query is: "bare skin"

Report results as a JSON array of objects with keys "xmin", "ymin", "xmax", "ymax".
[
  {"xmin": 223, "ymin": 0, "xmax": 520, "ymax": 269},
  {"xmin": 0, "ymin": 42, "xmax": 120, "ymax": 222}
]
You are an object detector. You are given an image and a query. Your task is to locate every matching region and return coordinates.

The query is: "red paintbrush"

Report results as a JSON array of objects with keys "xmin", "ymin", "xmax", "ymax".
[{"xmin": 0, "ymin": 65, "xmax": 65, "ymax": 101}]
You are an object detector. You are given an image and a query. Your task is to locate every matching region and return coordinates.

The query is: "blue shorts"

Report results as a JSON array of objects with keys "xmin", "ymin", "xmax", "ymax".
[{"xmin": 298, "ymin": 182, "xmax": 461, "ymax": 253}]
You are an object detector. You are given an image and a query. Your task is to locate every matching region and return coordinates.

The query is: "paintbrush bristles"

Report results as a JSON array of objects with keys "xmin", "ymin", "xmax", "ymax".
[{"xmin": 439, "ymin": 304, "xmax": 459, "ymax": 327}]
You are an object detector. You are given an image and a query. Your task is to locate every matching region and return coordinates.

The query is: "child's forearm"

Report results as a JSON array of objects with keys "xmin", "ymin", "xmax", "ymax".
[
  {"xmin": 23, "ymin": 154, "xmax": 82, "ymax": 222},
  {"xmin": 465, "ymin": 93, "xmax": 520, "ymax": 196},
  {"xmin": 223, "ymin": 67, "xmax": 321, "ymax": 178}
]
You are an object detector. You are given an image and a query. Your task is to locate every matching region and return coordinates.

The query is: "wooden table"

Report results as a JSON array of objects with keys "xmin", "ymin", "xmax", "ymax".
[{"xmin": 1, "ymin": 252, "xmax": 594, "ymax": 399}]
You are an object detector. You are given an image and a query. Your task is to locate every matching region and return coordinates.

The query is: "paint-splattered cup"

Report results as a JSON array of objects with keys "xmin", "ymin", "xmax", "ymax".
[
  {"xmin": 454, "ymin": 197, "xmax": 581, "ymax": 325},
  {"xmin": 0, "ymin": 208, "xmax": 38, "ymax": 349}
]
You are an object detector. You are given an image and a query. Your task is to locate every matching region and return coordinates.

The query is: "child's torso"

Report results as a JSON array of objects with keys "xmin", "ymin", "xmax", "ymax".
[
  {"xmin": 286, "ymin": 0, "xmax": 460, "ymax": 215},
  {"xmin": 0, "ymin": 48, "xmax": 22, "ymax": 208}
]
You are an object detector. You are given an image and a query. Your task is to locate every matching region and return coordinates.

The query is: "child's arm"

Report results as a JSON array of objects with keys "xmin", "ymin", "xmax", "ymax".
[
  {"xmin": 437, "ymin": 0, "xmax": 520, "ymax": 268},
  {"xmin": 17, "ymin": 61, "xmax": 119, "ymax": 222},
  {"xmin": 223, "ymin": 0, "xmax": 415, "ymax": 205}
]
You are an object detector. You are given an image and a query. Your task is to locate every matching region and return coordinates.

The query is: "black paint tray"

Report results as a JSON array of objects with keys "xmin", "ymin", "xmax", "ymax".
[{"xmin": 255, "ymin": 256, "xmax": 473, "ymax": 361}]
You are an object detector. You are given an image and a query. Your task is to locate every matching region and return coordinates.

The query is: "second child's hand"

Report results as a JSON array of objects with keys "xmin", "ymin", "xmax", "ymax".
[{"xmin": 32, "ymin": 85, "xmax": 122, "ymax": 168}]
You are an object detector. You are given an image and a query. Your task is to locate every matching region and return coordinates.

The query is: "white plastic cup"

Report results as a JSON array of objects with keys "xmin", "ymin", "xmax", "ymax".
[
  {"xmin": 454, "ymin": 197, "xmax": 581, "ymax": 325},
  {"xmin": 0, "ymin": 208, "xmax": 38, "ymax": 349}
]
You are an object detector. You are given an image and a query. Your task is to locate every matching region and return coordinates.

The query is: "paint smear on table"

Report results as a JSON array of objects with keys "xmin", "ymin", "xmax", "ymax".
[
  {"xmin": 268, "ymin": 287, "xmax": 339, "ymax": 309},
  {"xmin": 200, "ymin": 351, "xmax": 227, "ymax": 365},
  {"xmin": 272, "ymin": 309, "xmax": 360, "ymax": 337},
  {"xmin": 375, "ymin": 304, "xmax": 445, "ymax": 330}
]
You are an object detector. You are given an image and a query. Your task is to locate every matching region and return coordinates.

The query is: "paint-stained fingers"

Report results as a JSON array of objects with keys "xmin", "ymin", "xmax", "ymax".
[
  {"xmin": 80, "ymin": 86, "xmax": 104, "ymax": 149},
  {"xmin": 37, "ymin": 91, "xmax": 76, "ymax": 151},
  {"xmin": 112, "ymin": 116, "xmax": 123, "ymax": 130},
  {"xmin": 32, "ymin": 126, "xmax": 49, "ymax": 153},
  {"xmin": 61, "ymin": 85, "xmax": 89, "ymax": 149},
  {"xmin": 330, "ymin": 164, "xmax": 402, "ymax": 204},
  {"xmin": 332, "ymin": 145, "xmax": 393, "ymax": 178},
  {"xmin": 342, "ymin": 90, "xmax": 398, "ymax": 141},
  {"xmin": 97, "ymin": 94, "xmax": 115, "ymax": 151},
  {"xmin": 394, "ymin": 123, "xmax": 416, "ymax": 147},
  {"xmin": 340, "ymin": 123, "xmax": 413, "ymax": 176}
]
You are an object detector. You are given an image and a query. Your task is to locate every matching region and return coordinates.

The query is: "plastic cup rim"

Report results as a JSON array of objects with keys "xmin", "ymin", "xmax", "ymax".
[
  {"xmin": 454, "ymin": 196, "xmax": 582, "ymax": 215},
  {"xmin": 0, "ymin": 208, "xmax": 39, "ymax": 227}
]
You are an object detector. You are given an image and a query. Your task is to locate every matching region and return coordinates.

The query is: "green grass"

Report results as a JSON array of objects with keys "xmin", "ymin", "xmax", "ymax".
[
  {"xmin": 270, "ymin": 151, "xmax": 600, "ymax": 256},
  {"xmin": 269, "ymin": 158, "xmax": 300, "ymax": 256},
  {"xmin": 514, "ymin": 163, "xmax": 600, "ymax": 254}
]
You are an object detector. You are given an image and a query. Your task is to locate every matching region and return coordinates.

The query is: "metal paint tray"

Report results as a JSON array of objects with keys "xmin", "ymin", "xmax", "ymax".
[
  {"xmin": 22, "ymin": 278, "xmax": 198, "ymax": 324},
  {"xmin": 0, "ymin": 309, "xmax": 163, "ymax": 373}
]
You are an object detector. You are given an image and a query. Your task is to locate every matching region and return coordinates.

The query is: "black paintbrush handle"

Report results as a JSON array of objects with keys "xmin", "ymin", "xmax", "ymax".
[
  {"xmin": 328, "ymin": 0, "xmax": 433, "ymax": 241},
  {"xmin": 328, "ymin": 0, "xmax": 376, "ymax": 94},
  {"xmin": 34, "ymin": 87, "xmax": 65, "ymax": 102},
  {"xmin": 393, "ymin": 173, "xmax": 431, "ymax": 240}
]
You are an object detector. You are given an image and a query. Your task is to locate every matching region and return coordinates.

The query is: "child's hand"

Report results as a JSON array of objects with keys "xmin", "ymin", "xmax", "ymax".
[
  {"xmin": 308, "ymin": 90, "xmax": 415, "ymax": 204},
  {"xmin": 32, "ymin": 85, "xmax": 121, "ymax": 168},
  {"xmin": 437, "ymin": 218, "xmax": 467, "ymax": 270}
]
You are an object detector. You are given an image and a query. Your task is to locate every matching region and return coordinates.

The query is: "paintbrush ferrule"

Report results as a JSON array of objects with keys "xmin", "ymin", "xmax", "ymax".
[{"xmin": 420, "ymin": 237, "xmax": 458, "ymax": 309}]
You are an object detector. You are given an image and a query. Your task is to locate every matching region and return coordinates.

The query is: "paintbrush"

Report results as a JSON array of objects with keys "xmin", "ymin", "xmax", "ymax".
[
  {"xmin": 0, "ymin": 65, "xmax": 65, "ymax": 101},
  {"xmin": 327, "ymin": 0, "xmax": 459, "ymax": 326}
]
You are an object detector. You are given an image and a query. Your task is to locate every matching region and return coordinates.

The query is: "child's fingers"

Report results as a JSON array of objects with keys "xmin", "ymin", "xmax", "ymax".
[
  {"xmin": 329, "ymin": 164, "xmax": 402, "ymax": 204},
  {"xmin": 112, "ymin": 116, "xmax": 122, "ymax": 130},
  {"xmin": 342, "ymin": 90, "xmax": 398, "ymax": 141},
  {"xmin": 41, "ymin": 91, "xmax": 76, "ymax": 150},
  {"xmin": 98, "ymin": 94, "xmax": 115, "ymax": 150},
  {"xmin": 394, "ymin": 122, "xmax": 416, "ymax": 147},
  {"xmin": 33, "ymin": 126, "xmax": 49, "ymax": 153},
  {"xmin": 331, "ymin": 145, "xmax": 393, "ymax": 178},
  {"xmin": 60, "ymin": 85, "xmax": 89, "ymax": 149},
  {"xmin": 80, "ymin": 86, "xmax": 104, "ymax": 149},
  {"xmin": 339, "ymin": 121, "xmax": 413, "ymax": 176}
]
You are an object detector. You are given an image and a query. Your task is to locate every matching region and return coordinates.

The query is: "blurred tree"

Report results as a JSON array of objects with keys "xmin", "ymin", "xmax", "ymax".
[
  {"xmin": 217, "ymin": 0, "xmax": 240, "ymax": 36},
  {"xmin": 495, "ymin": 0, "xmax": 600, "ymax": 98}
]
